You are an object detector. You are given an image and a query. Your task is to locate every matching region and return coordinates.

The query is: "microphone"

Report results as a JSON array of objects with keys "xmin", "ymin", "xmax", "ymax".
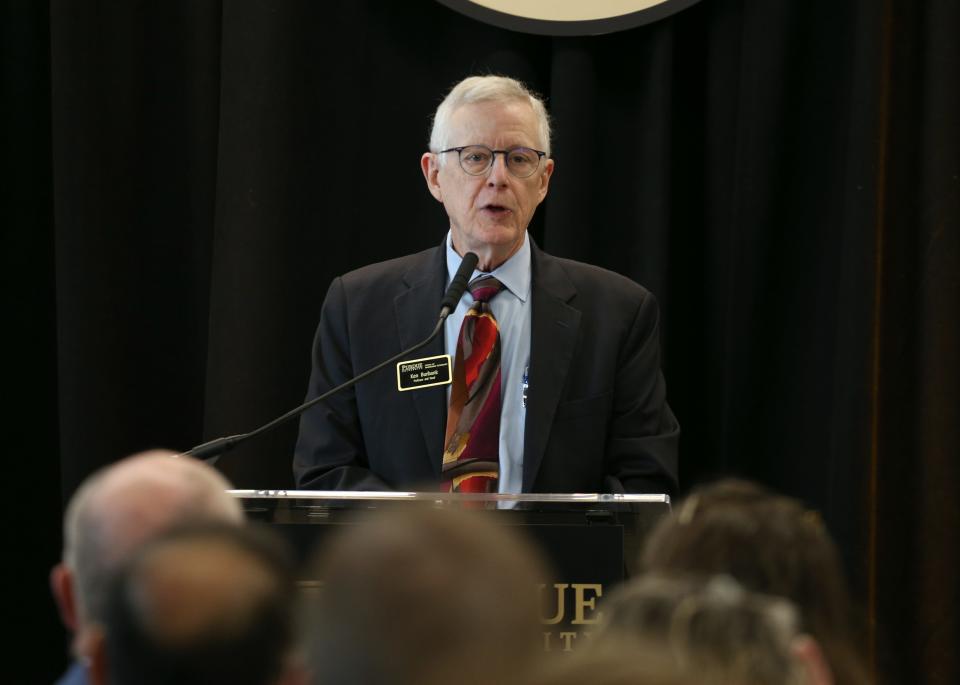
[
  {"xmin": 183, "ymin": 252, "xmax": 480, "ymax": 463},
  {"xmin": 440, "ymin": 251, "xmax": 478, "ymax": 316}
]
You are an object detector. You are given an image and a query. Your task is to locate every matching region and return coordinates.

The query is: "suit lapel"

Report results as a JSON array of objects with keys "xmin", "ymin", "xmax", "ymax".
[
  {"xmin": 394, "ymin": 244, "xmax": 448, "ymax": 477},
  {"xmin": 523, "ymin": 245, "xmax": 580, "ymax": 491}
]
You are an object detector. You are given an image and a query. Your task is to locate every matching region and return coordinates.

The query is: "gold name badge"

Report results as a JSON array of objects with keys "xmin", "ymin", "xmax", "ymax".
[{"xmin": 396, "ymin": 354, "xmax": 452, "ymax": 392}]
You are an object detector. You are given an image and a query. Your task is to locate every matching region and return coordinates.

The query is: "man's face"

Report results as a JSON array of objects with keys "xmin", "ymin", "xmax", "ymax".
[{"xmin": 421, "ymin": 100, "xmax": 554, "ymax": 270}]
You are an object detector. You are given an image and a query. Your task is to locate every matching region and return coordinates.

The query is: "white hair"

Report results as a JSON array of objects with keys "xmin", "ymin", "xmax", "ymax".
[
  {"xmin": 62, "ymin": 450, "xmax": 243, "ymax": 623},
  {"xmin": 428, "ymin": 75, "xmax": 552, "ymax": 158}
]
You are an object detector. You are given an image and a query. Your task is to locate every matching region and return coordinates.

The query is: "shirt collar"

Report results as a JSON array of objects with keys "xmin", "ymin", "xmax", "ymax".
[{"xmin": 445, "ymin": 230, "xmax": 531, "ymax": 303}]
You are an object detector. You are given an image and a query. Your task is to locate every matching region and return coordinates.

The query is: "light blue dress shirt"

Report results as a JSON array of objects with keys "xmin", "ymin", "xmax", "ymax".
[{"xmin": 445, "ymin": 231, "xmax": 531, "ymax": 494}]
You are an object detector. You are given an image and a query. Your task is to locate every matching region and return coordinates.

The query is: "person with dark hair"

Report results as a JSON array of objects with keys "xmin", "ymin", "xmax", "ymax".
[
  {"xmin": 641, "ymin": 479, "xmax": 869, "ymax": 685},
  {"xmin": 302, "ymin": 505, "xmax": 549, "ymax": 685},
  {"xmin": 88, "ymin": 523, "xmax": 304, "ymax": 685}
]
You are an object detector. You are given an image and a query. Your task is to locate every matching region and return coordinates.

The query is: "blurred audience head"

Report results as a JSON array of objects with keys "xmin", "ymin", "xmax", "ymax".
[
  {"xmin": 642, "ymin": 478, "xmax": 868, "ymax": 684},
  {"xmin": 594, "ymin": 574, "xmax": 833, "ymax": 685},
  {"xmin": 302, "ymin": 505, "xmax": 550, "ymax": 685},
  {"xmin": 50, "ymin": 450, "xmax": 243, "ymax": 657},
  {"xmin": 528, "ymin": 636, "xmax": 695, "ymax": 685},
  {"xmin": 91, "ymin": 522, "xmax": 302, "ymax": 685}
]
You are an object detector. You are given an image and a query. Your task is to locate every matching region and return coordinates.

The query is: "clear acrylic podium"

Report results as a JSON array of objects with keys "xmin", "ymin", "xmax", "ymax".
[{"xmin": 230, "ymin": 490, "xmax": 671, "ymax": 652}]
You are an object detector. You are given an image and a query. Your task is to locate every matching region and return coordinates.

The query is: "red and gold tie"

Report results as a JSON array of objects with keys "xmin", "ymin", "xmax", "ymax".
[{"xmin": 441, "ymin": 276, "xmax": 504, "ymax": 493}]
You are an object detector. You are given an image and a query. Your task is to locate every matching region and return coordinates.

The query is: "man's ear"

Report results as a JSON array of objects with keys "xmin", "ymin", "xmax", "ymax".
[
  {"xmin": 536, "ymin": 157, "xmax": 554, "ymax": 205},
  {"xmin": 791, "ymin": 634, "xmax": 834, "ymax": 685},
  {"xmin": 276, "ymin": 662, "xmax": 310, "ymax": 685},
  {"xmin": 50, "ymin": 563, "xmax": 79, "ymax": 632},
  {"xmin": 421, "ymin": 152, "xmax": 443, "ymax": 203}
]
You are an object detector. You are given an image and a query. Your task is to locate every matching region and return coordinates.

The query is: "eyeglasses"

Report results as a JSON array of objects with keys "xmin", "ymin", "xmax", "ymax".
[{"xmin": 439, "ymin": 145, "xmax": 547, "ymax": 178}]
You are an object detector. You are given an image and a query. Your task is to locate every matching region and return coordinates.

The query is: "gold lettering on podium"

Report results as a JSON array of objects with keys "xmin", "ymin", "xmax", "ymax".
[
  {"xmin": 571, "ymin": 583, "xmax": 603, "ymax": 625},
  {"xmin": 539, "ymin": 583, "xmax": 569, "ymax": 625},
  {"xmin": 539, "ymin": 582, "xmax": 604, "ymax": 651}
]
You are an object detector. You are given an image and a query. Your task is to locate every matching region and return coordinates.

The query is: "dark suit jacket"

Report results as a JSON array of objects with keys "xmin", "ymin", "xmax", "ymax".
[{"xmin": 293, "ymin": 239, "xmax": 679, "ymax": 495}]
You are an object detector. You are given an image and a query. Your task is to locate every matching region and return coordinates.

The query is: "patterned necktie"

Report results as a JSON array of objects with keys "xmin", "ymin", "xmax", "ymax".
[{"xmin": 441, "ymin": 275, "xmax": 504, "ymax": 492}]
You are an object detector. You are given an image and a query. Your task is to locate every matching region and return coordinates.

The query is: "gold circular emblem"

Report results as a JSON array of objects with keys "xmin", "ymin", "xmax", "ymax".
[{"xmin": 436, "ymin": 0, "xmax": 703, "ymax": 35}]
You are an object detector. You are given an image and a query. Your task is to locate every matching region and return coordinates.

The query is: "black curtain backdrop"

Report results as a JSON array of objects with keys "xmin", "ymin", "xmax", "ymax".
[{"xmin": 5, "ymin": 0, "xmax": 956, "ymax": 682}]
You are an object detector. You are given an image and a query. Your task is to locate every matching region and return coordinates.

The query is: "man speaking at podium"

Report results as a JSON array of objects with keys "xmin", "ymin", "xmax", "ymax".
[{"xmin": 294, "ymin": 75, "xmax": 678, "ymax": 496}]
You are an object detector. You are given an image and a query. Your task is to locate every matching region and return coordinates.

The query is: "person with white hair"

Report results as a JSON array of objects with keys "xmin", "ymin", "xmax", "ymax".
[
  {"xmin": 294, "ymin": 74, "xmax": 678, "ymax": 496},
  {"xmin": 550, "ymin": 574, "xmax": 835, "ymax": 685},
  {"xmin": 50, "ymin": 450, "xmax": 244, "ymax": 685}
]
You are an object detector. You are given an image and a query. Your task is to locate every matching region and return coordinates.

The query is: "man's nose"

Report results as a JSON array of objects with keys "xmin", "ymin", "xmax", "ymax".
[{"xmin": 486, "ymin": 152, "xmax": 510, "ymax": 185}]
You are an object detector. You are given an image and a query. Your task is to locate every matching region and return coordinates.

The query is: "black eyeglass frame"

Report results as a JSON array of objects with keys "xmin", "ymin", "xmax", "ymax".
[{"xmin": 438, "ymin": 145, "xmax": 548, "ymax": 178}]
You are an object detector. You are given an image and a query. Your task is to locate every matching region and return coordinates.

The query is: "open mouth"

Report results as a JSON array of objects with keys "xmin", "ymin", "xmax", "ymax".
[{"xmin": 482, "ymin": 204, "xmax": 511, "ymax": 215}]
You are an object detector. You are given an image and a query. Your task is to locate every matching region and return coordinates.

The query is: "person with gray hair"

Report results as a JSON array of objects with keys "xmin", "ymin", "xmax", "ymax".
[
  {"xmin": 428, "ymin": 75, "xmax": 553, "ymax": 162},
  {"xmin": 295, "ymin": 74, "xmax": 678, "ymax": 496},
  {"xmin": 50, "ymin": 450, "xmax": 244, "ymax": 685},
  {"xmin": 583, "ymin": 574, "xmax": 835, "ymax": 685}
]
